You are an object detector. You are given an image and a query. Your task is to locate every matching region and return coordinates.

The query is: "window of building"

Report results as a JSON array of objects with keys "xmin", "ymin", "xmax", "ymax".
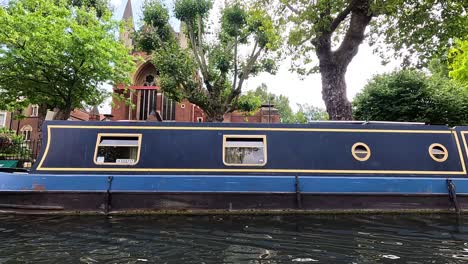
[
  {"xmin": 197, "ymin": 117, "xmax": 203, "ymax": 123},
  {"xmin": 94, "ymin": 134, "xmax": 142, "ymax": 165},
  {"xmin": 20, "ymin": 125, "xmax": 32, "ymax": 141},
  {"xmin": 223, "ymin": 135, "xmax": 267, "ymax": 166},
  {"xmin": 31, "ymin": 105, "xmax": 39, "ymax": 117},
  {"xmin": 0, "ymin": 112, "xmax": 6, "ymax": 128},
  {"xmin": 162, "ymin": 94, "xmax": 176, "ymax": 121}
]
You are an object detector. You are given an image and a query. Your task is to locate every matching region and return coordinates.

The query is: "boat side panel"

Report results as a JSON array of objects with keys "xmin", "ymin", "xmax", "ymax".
[{"xmin": 33, "ymin": 124, "xmax": 465, "ymax": 176}]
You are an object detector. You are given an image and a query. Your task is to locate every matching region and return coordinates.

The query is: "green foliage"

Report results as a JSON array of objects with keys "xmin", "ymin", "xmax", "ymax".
[
  {"xmin": 285, "ymin": 0, "xmax": 468, "ymax": 73},
  {"xmin": 138, "ymin": 0, "xmax": 283, "ymax": 121},
  {"xmin": 282, "ymin": 0, "xmax": 467, "ymax": 120},
  {"xmin": 236, "ymin": 91, "xmax": 262, "ymax": 113},
  {"xmin": 135, "ymin": 1, "xmax": 174, "ymax": 52},
  {"xmin": 174, "ymin": 0, "xmax": 212, "ymax": 21},
  {"xmin": 0, "ymin": 128, "xmax": 23, "ymax": 145},
  {"xmin": 69, "ymin": 0, "xmax": 110, "ymax": 18},
  {"xmin": 0, "ymin": 128, "xmax": 30, "ymax": 158},
  {"xmin": 221, "ymin": 4, "xmax": 247, "ymax": 38},
  {"xmin": 369, "ymin": 1, "xmax": 468, "ymax": 67},
  {"xmin": 0, "ymin": 0, "xmax": 135, "ymax": 119},
  {"xmin": 449, "ymin": 40, "xmax": 468, "ymax": 87},
  {"xmin": 251, "ymin": 84, "xmax": 327, "ymax": 123},
  {"xmin": 296, "ymin": 104, "xmax": 329, "ymax": 122},
  {"xmin": 353, "ymin": 70, "xmax": 468, "ymax": 126}
]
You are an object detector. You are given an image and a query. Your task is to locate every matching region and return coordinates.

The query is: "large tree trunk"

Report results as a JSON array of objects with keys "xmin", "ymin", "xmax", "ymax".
[
  {"xmin": 53, "ymin": 107, "xmax": 72, "ymax": 120},
  {"xmin": 205, "ymin": 113, "xmax": 224, "ymax": 122},
  {"xmin": 36, "ymin": 103, "xmax": 49, "ymax": 139},
  {"xmin": 320, "ymin": 63, "xmax": 353, "ymax": 120},
  {"xmin": 314, "ymin": 0, "xmax": 372, "ymax": 120}
]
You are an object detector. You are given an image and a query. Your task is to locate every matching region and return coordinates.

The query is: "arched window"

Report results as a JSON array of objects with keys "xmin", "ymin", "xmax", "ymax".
[
  {"xmin": 20, "ymin": 125, "xmax": 33, "ymax": 141},
  {"xmin": 138, "ymin": 75, "xmax": 158, "ymax": 120}
]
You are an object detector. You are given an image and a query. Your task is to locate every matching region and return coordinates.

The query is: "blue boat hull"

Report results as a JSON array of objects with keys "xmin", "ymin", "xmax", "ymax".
[{"xmin": 0, "ymin": 173, "xmax": 464, "ymax": 214}]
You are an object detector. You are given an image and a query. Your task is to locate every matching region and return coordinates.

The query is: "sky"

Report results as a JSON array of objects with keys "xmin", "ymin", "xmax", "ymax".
[{"xmin": 109, "ymin": 0, "xmax": 400, "ymax": 112}]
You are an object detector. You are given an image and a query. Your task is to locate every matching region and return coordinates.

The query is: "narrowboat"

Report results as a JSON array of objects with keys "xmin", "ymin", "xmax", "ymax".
[{"xmin": 1, "ymin": 120, "xmax": 468, "ymax": 214}]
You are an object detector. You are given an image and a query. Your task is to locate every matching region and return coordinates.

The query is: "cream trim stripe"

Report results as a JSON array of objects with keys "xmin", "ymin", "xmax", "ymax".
[{"xmin": 453, "ymin": 132, "xmax": 467, "ymax": 174}]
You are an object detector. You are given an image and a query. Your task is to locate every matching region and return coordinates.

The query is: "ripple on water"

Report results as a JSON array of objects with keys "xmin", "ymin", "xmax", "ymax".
[
  {"xmin": 0, "ymin": 215, "xmax": 468, "ymax": 263},
  {"xmin": 381, "ymin": 254, "xmax": 401, "ymax": 259},
  {"xmin": 292, "ymin": 258, "xmax": 319, "ymax": 262}
]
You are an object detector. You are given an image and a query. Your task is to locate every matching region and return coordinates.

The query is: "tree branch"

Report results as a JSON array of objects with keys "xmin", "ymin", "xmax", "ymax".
[
  {"xmin": 285, "ymin": 3, "xmax": 299, "ymax": 15},
  {"xmin": 334, "ymin": 3, "xmax": 373, "ymax": 67},
  {"xmin": 329, "ymin": 3, "xmax": 353, "ymax": 33},
  {"xmin": 232, "ymin": 36, "xmax": 239, "ymax": 91},
  {"xmin": 186, "ymin": 22, "xmax": 211, "ymax": 92}
]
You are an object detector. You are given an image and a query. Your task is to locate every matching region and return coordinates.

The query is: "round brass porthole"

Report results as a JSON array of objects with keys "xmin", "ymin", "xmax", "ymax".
[
  {"xmin": 351, "ymin": 142, "xmax": 371, "ymax": 162},
  {"xmin": 428, "ymin": 143, "xmax": 448, "ymax": 162}
]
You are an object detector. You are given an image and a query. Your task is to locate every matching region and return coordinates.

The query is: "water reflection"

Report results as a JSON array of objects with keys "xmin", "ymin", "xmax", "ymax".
[{"xmin": 0, "ymin": 214, "xmax": 467, "ymax": 263}]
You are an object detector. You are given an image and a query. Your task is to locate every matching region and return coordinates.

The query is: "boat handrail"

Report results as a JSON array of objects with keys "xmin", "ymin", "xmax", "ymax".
[{"xmin": 307, "ymin": 120, "xmax": 427, "ymax": 125}]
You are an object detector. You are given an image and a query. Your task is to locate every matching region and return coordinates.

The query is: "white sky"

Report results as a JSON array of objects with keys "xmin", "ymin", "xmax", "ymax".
[{"xmin": 107, "ymin": 0, "xmax": 400, "ymax": 113}]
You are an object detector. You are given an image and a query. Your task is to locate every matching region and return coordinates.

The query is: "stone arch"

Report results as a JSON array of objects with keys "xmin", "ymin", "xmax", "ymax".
[{"xmin": 133, "ymin": 61, "xmax": 159, "ymax": 86}]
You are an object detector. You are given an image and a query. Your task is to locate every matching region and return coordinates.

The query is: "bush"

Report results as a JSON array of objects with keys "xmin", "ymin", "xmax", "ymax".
[
  {"xmin": 0, "ymin": 128, "xmax": 30, "ymax": 159},
  {"xmin": 353, "ymin": 70, "xmax": 468, "ymax": 126}
]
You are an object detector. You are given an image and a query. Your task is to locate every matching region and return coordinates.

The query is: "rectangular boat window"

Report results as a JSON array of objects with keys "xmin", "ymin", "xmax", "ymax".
[
  {"xmin": 94, "ymin": 134, "xmax": 142, "ymax": 165},
  {"xmin": 223, "ymin": 135, "xmax": 267, "ymax": 166}
]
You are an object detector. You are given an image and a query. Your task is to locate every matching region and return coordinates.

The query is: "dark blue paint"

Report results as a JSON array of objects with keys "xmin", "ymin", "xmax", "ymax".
[{"xmin": 34, "ymin": 121, "xmax": 465, "ymax": 175}]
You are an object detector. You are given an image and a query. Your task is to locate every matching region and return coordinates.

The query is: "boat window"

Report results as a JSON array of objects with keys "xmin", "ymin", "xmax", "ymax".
[
  {"xmin": 351, "ymin": 142, "xmax": 371, "ymax": 161},
  {"xmin": 223, "ymin": 135, "xmax": 267, "ymax": 166},
  {"xmin": 94, "ymin": 134, "xmax": 142, "ymax": 165},
  {"xmin": 429, "ymin": 143, "xmax": 448, "ymax": 162}
]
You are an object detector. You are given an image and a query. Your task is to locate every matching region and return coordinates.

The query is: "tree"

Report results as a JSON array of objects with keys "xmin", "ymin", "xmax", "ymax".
[
  {"xmin": 69, "ymin": 0, "xmax": 110, "ymax": 18},
  {"xmin": 296, "ymin": 104, "xmax": 329, "ymax": 122},
  {"xmin": 449, "ymin": 40, "xmax": 468, "ymax": 86},
  {"xmin": 251, "ymin": 84, "xmax": 328, "ymax": 123},
  {"xmin": 282, "ymin": 0, "xmax": 467, "ymax": 120},
  {"xmin": 353, "ymin": 70, "xmax": 468, "ymax": 126},
  {"xmin": 0, "ymin": 0, "xmax": 134, "ymax": 120},
  {"xmin": 251, "ymin": 84, "xmax": 297, "ymax": 123},
  {"xmin": 137, "ymin": 0, "xmax": 282, "ymax": 122}
]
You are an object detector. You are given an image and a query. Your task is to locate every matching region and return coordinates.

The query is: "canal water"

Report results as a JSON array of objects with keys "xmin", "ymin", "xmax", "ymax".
[{"xmin": 1, "ymin": 214, "xmax": 468, "ymax": 263}]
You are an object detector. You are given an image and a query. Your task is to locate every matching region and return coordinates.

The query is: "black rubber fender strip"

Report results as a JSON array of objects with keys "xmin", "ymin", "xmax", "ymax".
[{"xmin": 447, "ymin": 179, "xmax": 461, "ymax": 214}]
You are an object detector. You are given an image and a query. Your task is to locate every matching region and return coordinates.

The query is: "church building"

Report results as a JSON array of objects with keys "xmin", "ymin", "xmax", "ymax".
[{"xmin": 110, "ymin": 0, "xmax": 280, "ymax": 123}]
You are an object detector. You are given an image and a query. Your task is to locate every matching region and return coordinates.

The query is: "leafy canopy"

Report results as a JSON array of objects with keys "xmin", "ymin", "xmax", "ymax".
[
  {"xmin": 0, "ymin": 0, "xmax": 134, "ymax": 119},
  {"xmin": 137, "ymin": 0, "xmax": 283, "ymax": 121},
  {"xmin": 449, "ymin": 40, "xmax": 468, "ymax": 87},
  {"xmin": 285, "ymin": 0, "xmax": 468, "ymax": 74},
  {"xmin": 353, "ymin": 69, "xmax": 468, "ymax": 126},
  {"xmin": 281, "ymin": 0, "xmax": 467, "ymax": 120}
]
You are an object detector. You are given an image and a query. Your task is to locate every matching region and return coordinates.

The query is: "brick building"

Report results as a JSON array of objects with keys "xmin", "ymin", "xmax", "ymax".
[
  {"xmin": 0, "ymin": 0, "xmax": 280, "ymax": 141},
  {"xmin": 1, "ymin": 106, "xmax": 102, "ymax": 141},
  {"xmin": 111, "ymin": 0, "xmax": 280, "ymax": 124}
]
